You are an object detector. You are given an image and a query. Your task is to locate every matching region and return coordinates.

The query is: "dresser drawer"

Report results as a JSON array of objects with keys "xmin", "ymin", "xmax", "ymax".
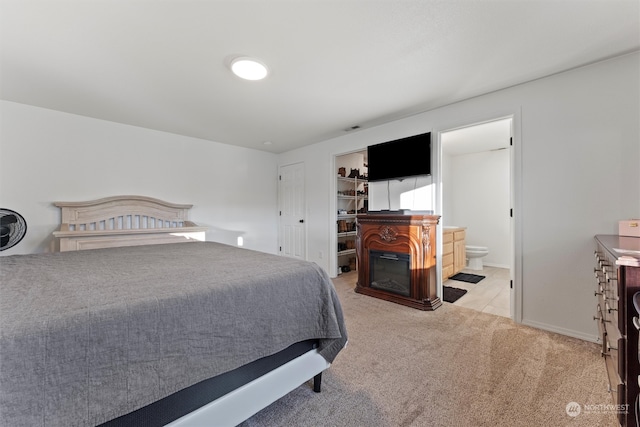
[
  {"xmin": 453, "ymin": 230, "xmax": 465, "ymax": 241},
  {"xmin": 595, "ymin": 304, "xmax": 606, "ymax": 338},
  {"xmin": 602, "ymin": 267, "xmax": 623, "ymax": 334},
  {"xmin": 443, "ymin": 232, "xmax": 453, "ymax": 244},
  {"xmin": 603, "ymin": 298, "xmax": 619, "ymax": 325},
  {"xmin": 604, "ymin": 348, "xmax": 624, "ymax": 404},
  {"xmin": 605, "ymin": 331, "xmax": 623, "ymax": 382}
]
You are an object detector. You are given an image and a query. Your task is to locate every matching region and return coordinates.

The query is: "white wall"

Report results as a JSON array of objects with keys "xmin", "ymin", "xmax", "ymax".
[
  {"xmin": 447, "ymin": 148, "xmax": 510, "ymax": 268},
  {"xmin": 278, "ymin": 52, "xmax": 640, "ymax": 342},
  {"xmin": 0, "ymin": 101, "xmax": 279, "ymax": 255},
  {"xmin": 368, "ymin": 176, "xmax": 434, "ymax": 212}
]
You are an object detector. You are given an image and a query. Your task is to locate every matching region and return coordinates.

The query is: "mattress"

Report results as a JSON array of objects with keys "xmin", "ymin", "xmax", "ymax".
[{"xmin": 0, "ymin": 242, "xmax": 347, "ymax": 427}]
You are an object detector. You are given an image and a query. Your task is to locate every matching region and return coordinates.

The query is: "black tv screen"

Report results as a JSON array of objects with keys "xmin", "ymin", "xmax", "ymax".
[{"xmin": 367, "ymin": 132, "xmax": 431, "ymax": 182}]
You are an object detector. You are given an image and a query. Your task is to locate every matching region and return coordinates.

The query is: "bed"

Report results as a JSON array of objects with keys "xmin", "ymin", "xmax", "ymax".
[{"xmin": 0, "ymin": 196, "xmax": 348, "ymax": 427}]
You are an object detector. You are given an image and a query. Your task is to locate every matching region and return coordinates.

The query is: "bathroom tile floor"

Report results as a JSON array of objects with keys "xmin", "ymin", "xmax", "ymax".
[{"xmin": 445, "ymin": 266, "xmax": 511, "ymax": 318}]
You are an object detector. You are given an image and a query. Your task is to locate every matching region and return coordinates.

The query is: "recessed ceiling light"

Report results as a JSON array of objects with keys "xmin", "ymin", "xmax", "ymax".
[{"xmin": 230, "ymin": 57, "xmax": 269, "ymax": 81}]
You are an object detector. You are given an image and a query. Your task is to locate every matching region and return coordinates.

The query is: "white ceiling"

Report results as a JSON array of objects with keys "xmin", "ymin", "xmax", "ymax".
[
  {"xmin": 1, "ymin": 0, "xmax": 638, "ymax": 154},
  {"xmin": 442, "ymin": 118, "xmax": 512, "ymax": 156}
]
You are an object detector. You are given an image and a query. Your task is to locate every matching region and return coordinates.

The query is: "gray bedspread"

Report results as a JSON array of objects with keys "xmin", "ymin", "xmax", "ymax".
[{"xmin": 0, "ymin": 242, "xmax": 347, "ymax": 427}]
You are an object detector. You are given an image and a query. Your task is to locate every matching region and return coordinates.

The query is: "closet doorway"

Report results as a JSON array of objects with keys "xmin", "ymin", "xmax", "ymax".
[
  {"xmin": 333, "ymin": 150, "xmax": 368, "ymax": 277},
  {"xmin": 439, "ymin": 117, "xmax": 514, "ymax": 318}
]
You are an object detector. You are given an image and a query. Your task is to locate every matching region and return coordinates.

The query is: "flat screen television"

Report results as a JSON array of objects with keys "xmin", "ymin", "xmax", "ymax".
[{"xmin": 367, "ymin": 132, "xmax": 431, "ymax": 182}]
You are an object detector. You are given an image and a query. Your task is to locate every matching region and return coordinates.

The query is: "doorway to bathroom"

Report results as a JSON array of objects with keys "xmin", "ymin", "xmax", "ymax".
[{"xmin": 439, "ymin": 117, "xmax": 514, "ymax": 318}]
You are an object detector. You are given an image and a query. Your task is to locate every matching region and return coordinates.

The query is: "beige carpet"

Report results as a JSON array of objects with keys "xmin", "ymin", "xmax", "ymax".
[{"xmin": 241, "ymin": 273, "xmax": 618, "ymax": 427}]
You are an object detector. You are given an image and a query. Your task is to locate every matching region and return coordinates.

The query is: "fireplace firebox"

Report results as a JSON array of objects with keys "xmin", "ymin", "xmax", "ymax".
[
  {"xmin": 370, "ymin": 250, "xmax": 411, "ymax": 297},
  {"xmin": 356, "ymin": 213, "xmax": 441, "ymax": 310}
]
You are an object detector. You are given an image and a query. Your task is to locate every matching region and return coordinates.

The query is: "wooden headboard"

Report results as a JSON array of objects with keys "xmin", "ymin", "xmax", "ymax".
[{"xmin": 53, "ymin": 195, "xmax": 208, "ymax": 252}]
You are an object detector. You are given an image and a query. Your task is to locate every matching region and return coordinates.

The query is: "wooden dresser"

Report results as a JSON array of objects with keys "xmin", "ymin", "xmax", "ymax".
[
  {"xmin": 594, "ymin": 235, "xmax": 640, "ymax": 426},
  {"xmin": 443, "ymin": 227, "xmax": 466, "ymax": 280}
]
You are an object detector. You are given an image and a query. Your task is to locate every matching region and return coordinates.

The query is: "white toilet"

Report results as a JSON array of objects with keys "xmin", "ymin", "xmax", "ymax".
[{"xmin": 466, "ymin": 245, "xmax": 489, "ymax": 270}]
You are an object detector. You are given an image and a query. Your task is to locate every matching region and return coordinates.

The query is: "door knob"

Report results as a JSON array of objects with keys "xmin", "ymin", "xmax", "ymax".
[{"xmin": 299, "ymin": 219, "xmax": 304, "ymax": 223}]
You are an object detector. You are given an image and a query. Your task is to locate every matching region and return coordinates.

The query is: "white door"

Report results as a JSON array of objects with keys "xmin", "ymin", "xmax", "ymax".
[{"xmin": 279, "ymin": 162, "xmax": 305, "ymax": 259}]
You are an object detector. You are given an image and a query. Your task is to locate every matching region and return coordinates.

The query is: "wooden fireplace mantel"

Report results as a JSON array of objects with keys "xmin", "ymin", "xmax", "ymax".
[{"xmin": 356, "ymin": 213, "xmax": 441, "ymax": 310}]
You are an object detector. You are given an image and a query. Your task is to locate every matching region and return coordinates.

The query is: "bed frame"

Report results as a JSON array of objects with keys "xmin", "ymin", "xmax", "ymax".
[
  {"xmin": 102, "ymin": 340, "xmax": 328, "ymax": 427},
  {"xmin": 164, "ymin": 347, "xmax": 328, "ymax": 427},
  {"xmin": 51, "ymin": 195, "xmax": 333, "ymax": 426}
]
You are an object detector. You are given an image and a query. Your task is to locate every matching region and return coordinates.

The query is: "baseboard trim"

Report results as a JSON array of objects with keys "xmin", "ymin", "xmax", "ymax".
[
  {"xmin": 521, "ymin": 318, "xmax": 599, "ymax": 344},
  {"xmin": 482, "ymin": 262, "xmax": 510, "ymax": 269}
]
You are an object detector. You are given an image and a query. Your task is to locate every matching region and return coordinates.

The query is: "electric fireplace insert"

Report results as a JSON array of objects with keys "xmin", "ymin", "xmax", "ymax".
[{"xmin": 369, "ymin": 250, "xmax": 411, "ymax": 297}]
